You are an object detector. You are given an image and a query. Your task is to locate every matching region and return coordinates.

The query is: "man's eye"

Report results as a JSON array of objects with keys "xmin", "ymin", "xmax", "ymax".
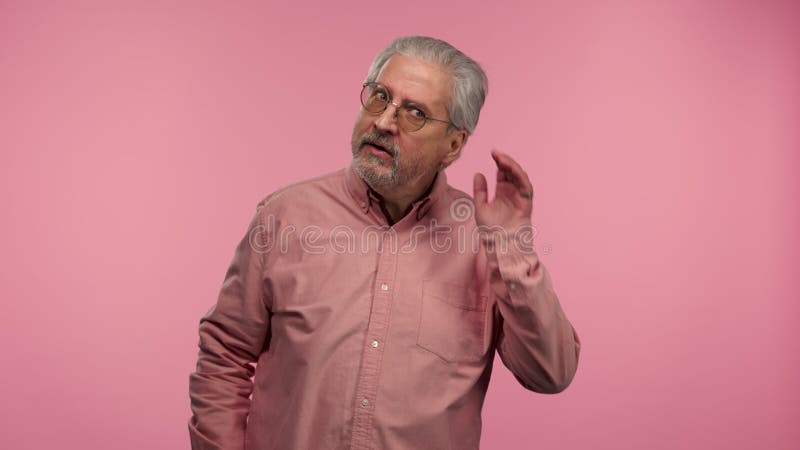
[
  {"xmin": 374, "ymin": 90, "xmax": 389, "ymax": 101},
  {"xmin": 409, "ymin": 108, "xmax": 425, "ymax": 119}
]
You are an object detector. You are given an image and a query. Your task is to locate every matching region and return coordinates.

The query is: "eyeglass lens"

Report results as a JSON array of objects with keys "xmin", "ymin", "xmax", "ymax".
[{"xmin": 360, "ymin": 84, "xmax": 427, "ymax": 131}]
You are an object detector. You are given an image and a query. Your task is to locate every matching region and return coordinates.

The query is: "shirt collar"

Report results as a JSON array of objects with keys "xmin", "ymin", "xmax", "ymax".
[{"xmin": 345, "ymin": 161, "xmax": 447, "ymax": 222}]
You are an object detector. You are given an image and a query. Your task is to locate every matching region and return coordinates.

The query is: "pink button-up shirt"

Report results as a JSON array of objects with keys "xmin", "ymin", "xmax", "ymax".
[{"xmin": 188, "ymin": 164, "xmax": 580, "ymax": 450}]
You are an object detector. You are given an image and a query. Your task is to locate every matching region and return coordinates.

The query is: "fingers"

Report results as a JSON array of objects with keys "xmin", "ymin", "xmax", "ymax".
[
  {"xmin": 473, "ymin": 172, "xmax": 488, "ymax": 205},
  {"xmin": 491, "ymin": 149, "xmax": 533, "ymax": 200}
]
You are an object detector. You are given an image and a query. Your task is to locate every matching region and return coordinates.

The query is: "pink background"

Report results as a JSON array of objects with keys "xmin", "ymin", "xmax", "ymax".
[{"xmin": 1, "ymin": 1, "xmax": 798, "ymax": 449}]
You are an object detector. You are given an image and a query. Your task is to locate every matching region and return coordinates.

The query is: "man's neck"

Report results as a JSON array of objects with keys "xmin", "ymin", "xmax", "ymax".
[{"xmin": 367, "ymin": 172, "xmax": 439, "ymax": 225}]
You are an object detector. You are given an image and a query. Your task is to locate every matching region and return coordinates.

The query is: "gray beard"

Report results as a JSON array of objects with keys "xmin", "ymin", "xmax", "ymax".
[
  {"xmin": 351, "ymin": 128, "xmax": 404, "ymax": 188},
  {"xmin": 352, "ymin": 153, "xmax": 401, "ymax": 187}
]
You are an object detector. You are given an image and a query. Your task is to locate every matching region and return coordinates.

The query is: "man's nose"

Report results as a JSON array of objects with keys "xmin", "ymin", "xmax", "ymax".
[{"xmin": 373, "ymin": 102, "xmax": 400, "ymax": 133}]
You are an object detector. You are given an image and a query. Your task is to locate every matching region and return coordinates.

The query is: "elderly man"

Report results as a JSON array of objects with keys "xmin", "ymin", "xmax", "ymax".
[{"xmin": 189, "ymin": 36, "xmax": 580, "ymax": 450}]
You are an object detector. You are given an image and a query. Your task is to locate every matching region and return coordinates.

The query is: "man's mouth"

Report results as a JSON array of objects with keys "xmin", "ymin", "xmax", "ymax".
[{"xmin": 363, "ymin": 141, "xmax": 393, "ymax": 157}]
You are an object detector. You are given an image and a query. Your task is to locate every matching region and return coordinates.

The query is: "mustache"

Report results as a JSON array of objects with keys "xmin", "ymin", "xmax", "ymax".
[{"xmin": 358, "ymin": 130, "xmax": 400, "ymax": 157}]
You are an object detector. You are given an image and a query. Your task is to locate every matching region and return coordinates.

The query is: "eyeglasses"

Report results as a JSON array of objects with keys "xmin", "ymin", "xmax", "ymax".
[{"xmin": 360, "ymin": 82, "xmax": 453, "ymax": 132}]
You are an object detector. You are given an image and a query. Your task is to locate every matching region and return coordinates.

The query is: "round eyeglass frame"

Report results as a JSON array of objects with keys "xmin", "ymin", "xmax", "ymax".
[{"xmin": 360, "ymin": 82, "xmax": 454, "ymax": 132}]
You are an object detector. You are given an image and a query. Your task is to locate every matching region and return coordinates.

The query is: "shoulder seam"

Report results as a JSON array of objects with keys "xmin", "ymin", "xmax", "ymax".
[{"xmin": 257, "ymin": 168, "xmax": 345, "ymax": 210}]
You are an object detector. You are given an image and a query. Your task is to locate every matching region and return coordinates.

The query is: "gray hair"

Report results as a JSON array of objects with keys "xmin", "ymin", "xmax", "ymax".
[{"xmin": 364, "ymin": 36, "xmax": 488, "ymax": 135}]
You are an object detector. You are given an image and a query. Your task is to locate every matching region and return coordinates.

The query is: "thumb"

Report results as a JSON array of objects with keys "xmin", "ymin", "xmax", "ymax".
[{"xmin": 473, "ymin": 172, "xmax": 488, "ymax": 206}]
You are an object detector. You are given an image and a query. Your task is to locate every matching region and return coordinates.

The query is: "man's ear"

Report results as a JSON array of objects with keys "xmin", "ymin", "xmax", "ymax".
[{"xmin": 442, "ymin": 129, "xmax": 468, "ymax": 166}]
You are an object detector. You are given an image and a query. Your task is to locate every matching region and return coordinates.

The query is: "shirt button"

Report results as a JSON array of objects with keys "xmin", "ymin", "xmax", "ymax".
[
  {"xmin": 380, "ymin": 283, "xmax": 389, "ymax": 291},
  {"xmin": 508, "ymin": 282, "xmax": 517, "ymax": 291},
  {"xmin": 361, "ymin": 398, "xmax": 369, "ymax": 407},
  {"xmin": 371, "ymin": 340, "xmax": 379, "ymax": 348}
]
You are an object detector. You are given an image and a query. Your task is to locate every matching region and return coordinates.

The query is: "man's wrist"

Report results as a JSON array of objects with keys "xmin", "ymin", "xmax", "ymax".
[{"xmin": 478, "ymin": 221, "xmax": 537, "ymax": 256}]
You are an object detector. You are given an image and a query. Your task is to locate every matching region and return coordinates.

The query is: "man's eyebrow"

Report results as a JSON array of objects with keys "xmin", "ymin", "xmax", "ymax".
[
  {"xmin": 381, "ymin": 82, "xmax": 435, "ymax": 114},
  {"xmin": 402, "ymin": 99, "xmax": 433, "ymax": 114}
]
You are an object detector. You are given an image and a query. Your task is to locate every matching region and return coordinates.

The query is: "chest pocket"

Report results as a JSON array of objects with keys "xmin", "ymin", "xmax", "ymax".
[{"xmin": 416, "ymin": 280, "xmax": 488, "ymax": 363}]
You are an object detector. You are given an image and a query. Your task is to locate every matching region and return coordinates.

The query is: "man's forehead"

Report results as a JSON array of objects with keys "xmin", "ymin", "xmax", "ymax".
[{"xmin": 375, "ymin": 55, "xmax": 451, "ymax": 107}]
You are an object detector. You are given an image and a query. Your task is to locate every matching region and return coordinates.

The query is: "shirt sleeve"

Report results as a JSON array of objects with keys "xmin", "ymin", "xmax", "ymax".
[
  {"xmin": 484, "ymin": 231, "xmax": 581, "ymax": 393},
  {"xmin": 188, "ymin": 202, "xmax": 272, "ymax": 450}
]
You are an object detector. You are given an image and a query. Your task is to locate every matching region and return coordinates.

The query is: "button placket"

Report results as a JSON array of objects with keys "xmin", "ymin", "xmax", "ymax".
[{"xmin": 349, "ymin": 231, "xmax": 398, "ymax": 449}]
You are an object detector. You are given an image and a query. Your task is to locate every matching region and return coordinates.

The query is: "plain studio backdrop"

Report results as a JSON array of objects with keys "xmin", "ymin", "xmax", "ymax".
[{"xmin": 1, "ymin": 1, "xmax": 797, "ymax": 449}]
